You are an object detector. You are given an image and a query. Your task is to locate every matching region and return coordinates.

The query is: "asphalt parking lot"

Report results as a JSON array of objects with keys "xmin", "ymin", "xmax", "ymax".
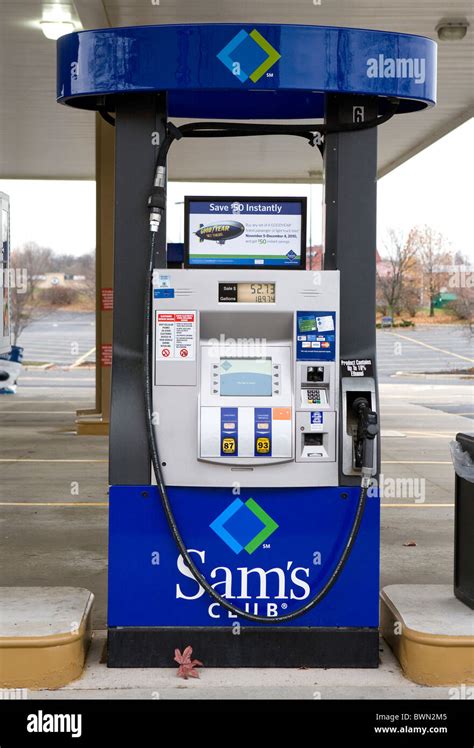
[
  {"xmin": 16, "ymin": 312, "xmax": 474, "ymax": 379},
  {"xmin": 376, "ymin": 324, "xmax": 473, "ymax": 382},
  {"xmin": 1, "ymin": 321, "xmax": 472, "ymax": 698},
  {"xmin": 16, "ymin": 312, "xmax": 95, "ymax": 366}
]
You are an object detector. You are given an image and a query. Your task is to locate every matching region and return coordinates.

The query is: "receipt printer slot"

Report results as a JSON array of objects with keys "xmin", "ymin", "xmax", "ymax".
[{"xmin": 303, "ymin": 433, "xmax": 323, "ymax": 447}]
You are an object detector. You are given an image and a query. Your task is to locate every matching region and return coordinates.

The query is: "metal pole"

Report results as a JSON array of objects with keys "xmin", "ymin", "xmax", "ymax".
[
  {"xmin": 323, "ymin": 94, "xmax": 380, "ymax": 484},
  {"xmin": 109, "ymin": 93, "xmax": 167, "ymax": 485}
]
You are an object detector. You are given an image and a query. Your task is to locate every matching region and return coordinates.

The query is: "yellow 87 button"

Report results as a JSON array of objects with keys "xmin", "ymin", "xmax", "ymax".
[{"xmin": 222, "ymin": 438, "xmax": 236, "ymax": 454}]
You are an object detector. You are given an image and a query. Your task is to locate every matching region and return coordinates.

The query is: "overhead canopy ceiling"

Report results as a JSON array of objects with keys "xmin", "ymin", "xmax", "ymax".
[{"xmin": 0, "ymin": 0, "xmax": 472, "ymax": 181}]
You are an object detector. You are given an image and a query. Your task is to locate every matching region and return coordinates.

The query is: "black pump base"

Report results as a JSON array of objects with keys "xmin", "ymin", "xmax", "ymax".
[{"xmin": 107, "ymin": 626, "xmax": 380, "ymax": 668}]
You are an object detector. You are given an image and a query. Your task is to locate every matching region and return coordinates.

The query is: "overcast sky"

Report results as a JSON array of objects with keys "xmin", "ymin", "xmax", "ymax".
[{"xmin": 0, "ymin": 117, "xmax": 472, "ymax": 261}]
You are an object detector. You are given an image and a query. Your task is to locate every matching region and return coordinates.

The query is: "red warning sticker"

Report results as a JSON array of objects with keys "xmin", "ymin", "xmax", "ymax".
[
  {"xmin": 100, "ymin": 343, "xmax": 112, "ymax": 367},
  {"xmin": 156, "ymin": 311, "xmax": 196, "ymax": 361},
  {"xmin": 101, "ymin": 287, "xmax": 113, "ymax": 311}
]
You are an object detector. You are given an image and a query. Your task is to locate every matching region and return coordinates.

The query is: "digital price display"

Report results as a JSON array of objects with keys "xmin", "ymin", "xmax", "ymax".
[{"xmin": 219, "ymin": 282, "xmax": 276, "ymax": 304}]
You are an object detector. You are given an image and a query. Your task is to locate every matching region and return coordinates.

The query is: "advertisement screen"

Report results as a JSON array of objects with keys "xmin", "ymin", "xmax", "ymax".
[{"xmin": 185, "ymin": 197, "xmax": 306, "ymax": 268}]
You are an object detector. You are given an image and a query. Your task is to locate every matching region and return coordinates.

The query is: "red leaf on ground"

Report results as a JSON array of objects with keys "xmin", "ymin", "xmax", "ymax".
[{"xmin": 174, "ymin": 646, "xmax": 203, "ymax": 679}]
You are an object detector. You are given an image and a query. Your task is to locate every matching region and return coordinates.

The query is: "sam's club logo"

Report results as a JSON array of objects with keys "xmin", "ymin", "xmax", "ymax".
[
  {"xmin": 217, "ymin": 29, "xmax": 281, "ymax": 83},
  {"xmin": 210, "ymin": 498, "xmax": 278, "ymax": 554}
]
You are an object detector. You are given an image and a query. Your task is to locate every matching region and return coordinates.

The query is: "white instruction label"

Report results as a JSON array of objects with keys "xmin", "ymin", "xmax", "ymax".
[
  {"xmin": 310, "ymin": 411, "xmax": 324, "ymax": 432},
  {"xmin": 316, "ymin": 315, "xmax": 334, "ymax": 332},
  {"xmin": 158, "ymin": 274, "xmax": 171, "ymax": 288},
  {"xmin": 156, "ymin": 311, "xmax": 196, "ymax": 360}
]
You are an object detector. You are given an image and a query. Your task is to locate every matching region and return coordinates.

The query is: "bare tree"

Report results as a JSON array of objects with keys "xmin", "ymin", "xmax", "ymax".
[
  {"xmin": 10, "ymin": 243, "xmax": 54, "ymax": 345},
  {"xmin": 452, "ymin": 286, "xmax": 474, "ymax": 333},
  {"xmin": 409, "ymin": 226, "xmax": 452, "ymax": 317},
  {"xmin": 77, "ymin": 252, "xmax": 96, "ymax": 304},
  {"xmin": 377, "ymin": 229, "xmax": 418, "ymax": 316},
  {"xmin": 448, "ymin": 253, "xmax": 474, "ymax": 332}
]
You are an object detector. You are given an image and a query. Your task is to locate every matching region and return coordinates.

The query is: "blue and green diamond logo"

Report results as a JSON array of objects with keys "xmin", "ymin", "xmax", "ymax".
[
  {"xmin": 217, "ymin": 29, "xmax": 281, "ymax": 84},
  {"xmin": 210, "ymin": 498, "xmax": 279, "ymax": 554}
]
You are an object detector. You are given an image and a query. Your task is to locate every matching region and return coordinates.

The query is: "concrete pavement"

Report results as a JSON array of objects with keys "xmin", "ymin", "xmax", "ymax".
[
  {"xmin": 27, "ymin": 631, "xmax": 455, "ymax": 700},
  {"xmin": 0, "ymin": 354, "xmax": 472, "ymax": 698},
  {"xmin": 0, "ymin": 314, "xmax": 474, "ymax": 699}
]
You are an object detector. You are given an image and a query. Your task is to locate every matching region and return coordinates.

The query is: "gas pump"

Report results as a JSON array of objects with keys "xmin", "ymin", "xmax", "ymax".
[
  {"xmin": 57, "ymin": 23, "xmax": 436, "ymax": 667},
  {"xmin": 147, "ymin": 265, "xmax": 377, "ymax": 625}
]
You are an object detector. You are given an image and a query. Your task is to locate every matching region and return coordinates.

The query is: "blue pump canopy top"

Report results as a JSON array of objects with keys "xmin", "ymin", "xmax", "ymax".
[{"xmin": 57, "ymin": 23, "xmax": 437, "ymax": 120}]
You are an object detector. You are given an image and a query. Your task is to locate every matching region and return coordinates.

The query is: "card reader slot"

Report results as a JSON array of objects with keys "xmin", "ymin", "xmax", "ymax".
[{"xmin": 306, "ymin": 366, "xmax": 325, "ymax": 383}]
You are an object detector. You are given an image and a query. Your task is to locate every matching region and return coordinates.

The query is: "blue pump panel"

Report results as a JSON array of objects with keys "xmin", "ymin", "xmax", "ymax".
[
  {"xmin": 57, "ymin": 24, "xmax": 436, "ymax": 118},
  {"xmin": 296, "ymin": 311, "xmax": 336, "ymax": 361},
  {"xmin": 167, "ymin": 242, "xmax": 184, "ymax": 263},
  {"xmin": 108, "ymin": 485, "xmax": 380, "ymax": 628}
]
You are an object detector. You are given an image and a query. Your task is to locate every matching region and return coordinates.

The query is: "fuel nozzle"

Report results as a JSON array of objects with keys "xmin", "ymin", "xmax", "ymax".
[
  {"xmin": 147, "ymin": 125, "xmax": 183, "ymax": 232},
  {"xmin": 148, "ymin": 166, "xmax": 166, "ymax": 232},
  {"xmin": 352, "ymin": 397, "xmax": 379, "ymax": 487}
]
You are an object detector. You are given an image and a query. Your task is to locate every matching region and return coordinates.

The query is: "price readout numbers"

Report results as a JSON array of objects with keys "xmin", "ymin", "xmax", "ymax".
[{"xmin": 218, "ymin": 282, "xmax": 275, "ymax": 304}]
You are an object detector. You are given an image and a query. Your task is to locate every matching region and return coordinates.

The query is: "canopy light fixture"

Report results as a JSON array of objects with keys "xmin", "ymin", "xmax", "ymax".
[
  {"xmin": 436, "ymin": 19, "xmax": 469, "ymax": 41},
  {"xmin": 40, "ymin": 4, "xmax": 76, "ymax": 40},
  {"xmin": 40, "ymin": 20, "xmax": 75, "ymax": 39}
]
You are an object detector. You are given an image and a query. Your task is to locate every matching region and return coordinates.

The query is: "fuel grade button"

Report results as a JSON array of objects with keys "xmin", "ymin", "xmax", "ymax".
[
  {"xmin": 222, "ymin": 437, "xmax": 236, "ymax": 454},
  {"xmin": 256, "ymin": 437, "xmax": 270, "ymax": 454}
]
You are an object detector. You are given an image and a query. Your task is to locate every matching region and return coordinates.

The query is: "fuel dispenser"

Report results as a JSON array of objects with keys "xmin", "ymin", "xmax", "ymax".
[
  {"xmin": 153, "ymin": 270, "xmax": 340, "ymax": 477},
  {"xmin": 57, "ymin": 23, "xmax": 436, "ymax": 667}
]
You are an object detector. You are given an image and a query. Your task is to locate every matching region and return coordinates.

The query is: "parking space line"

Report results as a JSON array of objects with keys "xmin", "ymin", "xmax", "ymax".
[
  {"xmin": 381, "ymin": 394, "xmax": 470, "ymax": 399},
  {"xmin": 18, "ymin": 377, "xmax": 95, "ymax": 382},
  {"xmin": 380, "ymin": 412, "xmax": 473, "ymax": 416},
  {"xmin": 382, "ymin": 503, "xmax": 454, "ymax": 507},
  {"xmin": 0, "ymin": 501, "xmax": 453, "ymax": 508},
  {"xmin": 0, "ymin": 502, "xmax": 108, "ymax": 507},
  {"xmin": 0, "ymin": 458, "xmax": 452, "ymax": 464},
  {"xmin": 381, "ymin": 460, "xmax": 451, "ymax": 464},
  {"xmin": 379, "ymin": 434, "xmax": 458, "ymax": 439},
  {"xmin": 0, "ymin": 410, "xmax": 76, "ymax": 414},
  {"xmin": 0, "ymin": 458, "xmax": 107, "ymax": 463},
  {"xmin": 407, "ymin": 433, "xmax": 462, "ymax": 438},
  {"xmin": 386, "ymin": 331, "xmax": 474, "ymax": 363},
  {"xmin": 70, "ymin": 347, "xmax": 96, "ymax": 369}
]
